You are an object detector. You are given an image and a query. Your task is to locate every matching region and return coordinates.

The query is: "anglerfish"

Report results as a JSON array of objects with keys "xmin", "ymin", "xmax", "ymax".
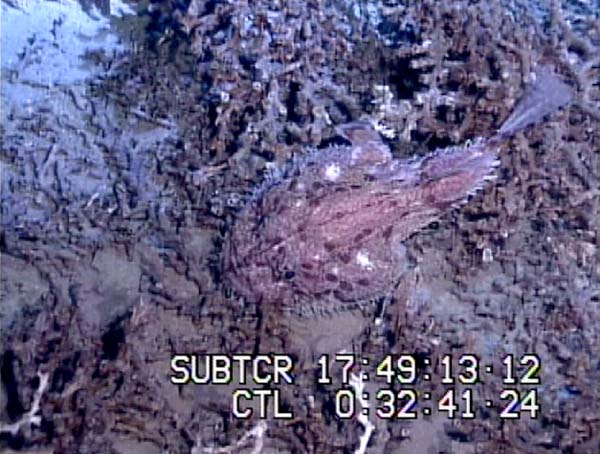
[{"xmin": 222, "ymin": 72, "xmax": 571, "ymax": 313}]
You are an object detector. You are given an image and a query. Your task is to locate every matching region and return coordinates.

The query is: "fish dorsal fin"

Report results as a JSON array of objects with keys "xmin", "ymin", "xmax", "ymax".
[
  {"xmin": 336, "ymin": 121, "xmax": 383, "ymax": 144},
  {"xmin": 335, "ymin": 121, "xmax": 392, "ymax": 165}
]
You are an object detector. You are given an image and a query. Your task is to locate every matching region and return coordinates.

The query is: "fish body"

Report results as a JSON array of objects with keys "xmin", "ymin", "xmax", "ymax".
[{"xmin": 222, "ymin": 72, "xmax": 571, "ymax": 313}]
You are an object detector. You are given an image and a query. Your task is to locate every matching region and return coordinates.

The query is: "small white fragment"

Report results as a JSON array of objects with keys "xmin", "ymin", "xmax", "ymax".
[
  {"xmin": 482, "ymin": 247, "xmax": 493, "ymax": 263},
  {"xmin": 192, "ymin": 420, "xmax": 267, "ymax": 454},
  {"xmin": 350, "ymin": 372, "xmax": 375, "ymax": 454},
  {"xmin": 85, "ymin": 192, "xmax": 100, "ymax": 208},
  {"xmin": 355, "ymin": 251, "xmax": 374, "ymax": 270},
  {"xmin": 372, "ymin": 119, "xmax": 396, "ymax": 138},
  {"xmin": 0, "ymin": 372, "xmax": 49, "ymax": 436},
  {"xmin": 312, "ymin": 105, "xmax": 332, "ymax": 124},
  {"xmin": 529, "ymin": 71, "xmax": 537, "ymax": 83},
  {"xmin": 324, "ymin": 163, "xmax": 342, "ymax": 181}
]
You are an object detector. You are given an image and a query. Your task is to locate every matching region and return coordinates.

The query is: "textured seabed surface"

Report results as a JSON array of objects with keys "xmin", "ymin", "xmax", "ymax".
[{"xmin": 1, "ymin": 0, "xmax": 599, "ymax": 453}]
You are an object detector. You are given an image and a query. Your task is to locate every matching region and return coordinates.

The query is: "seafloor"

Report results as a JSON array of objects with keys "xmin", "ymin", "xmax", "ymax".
[{"xmin": 1, "ymin": 0, "xmax": 600, "ymax": 453}]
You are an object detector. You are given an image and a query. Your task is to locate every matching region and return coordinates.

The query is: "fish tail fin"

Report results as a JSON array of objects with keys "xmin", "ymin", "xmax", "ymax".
[{"xmin": 497, "ymin": 70, "xmax": 572, "ymax": 137}]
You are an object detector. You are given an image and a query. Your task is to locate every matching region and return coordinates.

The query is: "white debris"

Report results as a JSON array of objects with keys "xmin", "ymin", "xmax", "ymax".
[
  {"xmin": 84, "ymin": 192, "xmax": 100, "ymax": 208},
  {"xmin": 350, "ymin": 372, "xmax": 375, "ymax": 454},
  {"xmin": 312, "ymin": 105, "xmax": 332, "ymax": 124},
  {"xmin": 220, "ymin": 90, "xmax": 231, "ymax": 103},
  {"xmin": 371, "ymin": 119, "xmax": 396, "ymax": 138},
  {"xmin": 193, "ymin": 421, "xmax": 267, "ymax": 454},
  {"xmin": 0, "ymin": 371, "xmax": 49, "ymax": 436},
  {"xmin": 371, "ymin": 85, "xmax": 397, "ymax": 138},
  {"xmin": 482, "ymin": 247, "xmax": 494, "ymax": 263}
]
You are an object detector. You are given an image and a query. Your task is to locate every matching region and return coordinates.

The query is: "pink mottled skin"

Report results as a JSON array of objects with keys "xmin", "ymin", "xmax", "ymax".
[{"xmin": 222, "ymin": 72, "xmax": 571, "ymax": 313}]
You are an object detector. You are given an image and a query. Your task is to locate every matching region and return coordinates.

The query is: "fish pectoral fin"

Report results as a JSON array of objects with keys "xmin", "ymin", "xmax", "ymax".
[{"xmin": 389, "ymin": 208, "xmax": 440, "ymax": 246}]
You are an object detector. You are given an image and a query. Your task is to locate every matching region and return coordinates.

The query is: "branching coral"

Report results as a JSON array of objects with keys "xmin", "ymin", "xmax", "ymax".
[{"xmin": 0, "ymin": 372, "xmax": 49, "ymax": 437}]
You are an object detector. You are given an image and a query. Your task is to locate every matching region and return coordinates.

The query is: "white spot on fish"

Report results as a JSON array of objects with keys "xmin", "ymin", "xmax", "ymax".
[
  {"xmin": 355, "ymin": 251, "xmax": 374, "ymax": 270},
  {"xmin": 324, "ymin": 163, "xmax": 341, "ymax": 181}
]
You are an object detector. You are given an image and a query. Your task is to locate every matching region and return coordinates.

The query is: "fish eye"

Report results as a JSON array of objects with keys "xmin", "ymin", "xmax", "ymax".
[{"xmin": 284, "ymin": 270, "xmax": 296, "ymax": 280}]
